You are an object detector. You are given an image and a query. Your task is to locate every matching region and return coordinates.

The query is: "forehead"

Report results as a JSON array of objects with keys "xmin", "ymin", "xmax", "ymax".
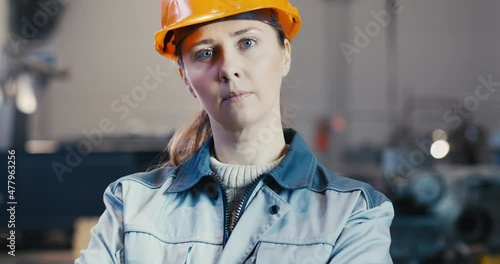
[{"xmin": 182, "ymin": 19, "xmax": 273, "ymax": 43}]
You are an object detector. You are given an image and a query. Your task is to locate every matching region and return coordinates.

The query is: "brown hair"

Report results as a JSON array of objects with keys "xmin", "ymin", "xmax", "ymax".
[
  {"xmin": 162, "ymin": 109, "xmax": 212, "ymax": 167},
  {"xmin": 156, "ymin": 24, "xmax": 289, "ymax": 168}
]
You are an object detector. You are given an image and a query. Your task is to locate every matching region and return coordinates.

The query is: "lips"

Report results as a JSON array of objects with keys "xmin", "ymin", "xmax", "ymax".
[{"xmin": 222, "ymin": 91, "xmax": 252, "ymax": 102}]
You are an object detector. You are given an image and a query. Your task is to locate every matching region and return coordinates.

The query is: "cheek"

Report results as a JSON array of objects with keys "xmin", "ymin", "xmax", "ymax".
[
  {"xmin": 186, "ymin": 67, "xmax": 215, "ymax": 89},
  {"xmin": 186, "ymin": 66, "xmax": 219, "ymax": 97},
  {"xmin": 256, "ymin": 47, "xmax": 283, "ymax": 76},
  {"xmin": 251, "ymin": 52, "xmax": 283, "ymax": 91}
]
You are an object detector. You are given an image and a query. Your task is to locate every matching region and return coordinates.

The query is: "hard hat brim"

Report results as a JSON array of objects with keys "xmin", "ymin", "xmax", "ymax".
[{"xmin": 154, "ymin": 5, "xmax": 301, "ymax": 61}]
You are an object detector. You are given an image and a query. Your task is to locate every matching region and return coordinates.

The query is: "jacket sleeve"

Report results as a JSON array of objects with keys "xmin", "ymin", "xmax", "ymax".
[
  {"xmin": 329, "ymin": 196, "xmax": 394, "ymax": 264},
  {"xmin": 75, "ymin": 182, "xmax": 125, "ymax": 264}
]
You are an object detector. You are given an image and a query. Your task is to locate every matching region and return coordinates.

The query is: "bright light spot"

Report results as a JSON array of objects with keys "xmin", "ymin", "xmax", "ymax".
[
  {"xmin": 432, "ymin": 129, "xmax": 448, "ymax": 141},
  {"xmin": 430, "ymin": 140, "xmax": 450, "ymax": 159},
  {"xmin": 15, "ymin": 74, "xmax": 37, "ymax": 114}
]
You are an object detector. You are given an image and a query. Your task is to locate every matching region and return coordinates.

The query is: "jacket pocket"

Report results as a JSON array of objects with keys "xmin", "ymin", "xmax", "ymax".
[
  {"xmin": 252, "ymin": 242, "xmax": 333, "ymax": 264},
  {"xmin": 123, "ymin": 231, "xmax": 193, "ymax": 264}
]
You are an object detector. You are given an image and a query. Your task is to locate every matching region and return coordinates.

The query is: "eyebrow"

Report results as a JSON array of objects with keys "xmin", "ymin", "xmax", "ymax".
[
  {"xmin": 189, "ymin": 27, "xmax": 262, "ymax": 50},
  {"xmin": 189, "ymin": 39, "xmax": 216, "ymax": 50},
  {"xmin": 231, "ymin": 27, "xmax": 261, "ymax": 37}
]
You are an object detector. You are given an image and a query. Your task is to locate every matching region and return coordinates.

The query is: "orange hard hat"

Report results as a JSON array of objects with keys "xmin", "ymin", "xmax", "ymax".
[{"xmin": 154, "ymin": 0, "xmax": 302, "ymax": 60}]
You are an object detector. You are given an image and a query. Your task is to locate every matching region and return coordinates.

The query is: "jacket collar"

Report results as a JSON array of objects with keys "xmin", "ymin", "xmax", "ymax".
[{"xmin": 167, "ymin": 128, "xmax": 317, "ymax": 192}]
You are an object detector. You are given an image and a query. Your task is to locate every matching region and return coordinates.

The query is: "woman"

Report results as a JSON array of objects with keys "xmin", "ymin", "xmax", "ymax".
[{"xmin": 76, "ymin": 0, "xmax": 394, "ymax": 263}]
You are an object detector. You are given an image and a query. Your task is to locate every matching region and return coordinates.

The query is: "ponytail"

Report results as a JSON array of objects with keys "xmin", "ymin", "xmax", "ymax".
[{"xmin": 158, "ymin": 109, "xmax": 212, "ymax": 167}]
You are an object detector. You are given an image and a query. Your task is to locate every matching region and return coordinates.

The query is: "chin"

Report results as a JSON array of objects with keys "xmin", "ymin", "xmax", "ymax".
[{"xmin": 218, "ymin": 110, "xmax": 263, "ymax": 130}]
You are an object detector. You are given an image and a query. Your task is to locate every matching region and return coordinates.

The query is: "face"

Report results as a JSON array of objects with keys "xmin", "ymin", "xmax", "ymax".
[{"xmin": 179, "ymin": 19, "xmax": 292, "ymax": 130}]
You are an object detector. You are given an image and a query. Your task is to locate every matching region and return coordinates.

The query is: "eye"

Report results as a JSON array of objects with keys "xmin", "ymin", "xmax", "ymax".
[
  {"xmin": 239, "ymin": 38, "xmax": 257, "ymax": 49},
  {"xmin": 195, "ymin": 49, "xmax": 214, "ymax": 60}
]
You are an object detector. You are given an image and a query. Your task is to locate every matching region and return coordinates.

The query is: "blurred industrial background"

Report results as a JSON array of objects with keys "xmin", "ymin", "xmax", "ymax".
[{"xmin": 0, "ymin": 0, "xmax": 499, "ymax": 263}]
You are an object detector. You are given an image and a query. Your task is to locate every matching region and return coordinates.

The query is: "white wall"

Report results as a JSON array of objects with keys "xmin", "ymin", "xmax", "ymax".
[
  {"xmin": 285, "ymin": 0, "xmax": 344, "ymax": 148},
  {"xmin": 342, "ymin": 0, "xmax": 500, "ymax": 146},
  {"xmin": 0, "ymin": 1, "xmax": 6, "ymax": 55},
  {"xmin": 0, "ymin": 1, "xmax": 12, "ymax": 150},
  {"xmin": 31, "ymin": 0, "xmax": 196, "ymax": 141},
  {"xmin": 397, "ymin": 0, "xmax": 500, "ymax": 134},
  {"xmin": 343, "ymin": 0, "xmax": 391, "ymax": 146}
]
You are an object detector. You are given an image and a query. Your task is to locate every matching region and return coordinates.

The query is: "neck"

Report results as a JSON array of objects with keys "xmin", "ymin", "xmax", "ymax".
[{"xmin": 210, "ymin": 118, "xmax": 286, "ymax": 165}]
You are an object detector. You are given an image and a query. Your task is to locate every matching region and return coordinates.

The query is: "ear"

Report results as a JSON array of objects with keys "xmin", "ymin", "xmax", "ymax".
[
  {"xmin": 281, "ymin": 39, "xmax": 292, "ymax": 77},
  {"xmin": 178, "ymin": 67, "xmax": 197, "ymax": 98}
]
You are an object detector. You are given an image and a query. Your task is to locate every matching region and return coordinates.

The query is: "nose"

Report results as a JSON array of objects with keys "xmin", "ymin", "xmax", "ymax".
[{"xmin": 218, "ymin": 48, "xmax": 242, "ymax": 83}]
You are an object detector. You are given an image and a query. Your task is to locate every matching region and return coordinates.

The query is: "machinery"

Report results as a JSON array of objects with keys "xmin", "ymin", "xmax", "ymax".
[{"xmin": 388, "ymin": 165, "xmax": 500, "ymax": 263}]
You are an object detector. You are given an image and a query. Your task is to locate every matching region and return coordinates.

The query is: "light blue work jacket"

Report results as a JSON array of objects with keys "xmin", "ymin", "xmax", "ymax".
[{"xmin": 76, "ymin": 129, "xmax": 394, "ymax": 263}]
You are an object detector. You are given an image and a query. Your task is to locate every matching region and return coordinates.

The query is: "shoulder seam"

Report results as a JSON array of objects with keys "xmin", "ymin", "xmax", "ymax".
[{"xmin": 110, "ymin": 168, "xmax": 176, "ymax": 192}]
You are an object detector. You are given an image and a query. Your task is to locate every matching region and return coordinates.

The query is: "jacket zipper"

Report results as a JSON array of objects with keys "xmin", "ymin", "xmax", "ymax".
[
  {"xmin": 229, "ymin": 174, "xmax": 267, "ymax": 232},
  {"xmin": 210, "ymin": 172, "xmax": 230, "ymax": 247}
]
